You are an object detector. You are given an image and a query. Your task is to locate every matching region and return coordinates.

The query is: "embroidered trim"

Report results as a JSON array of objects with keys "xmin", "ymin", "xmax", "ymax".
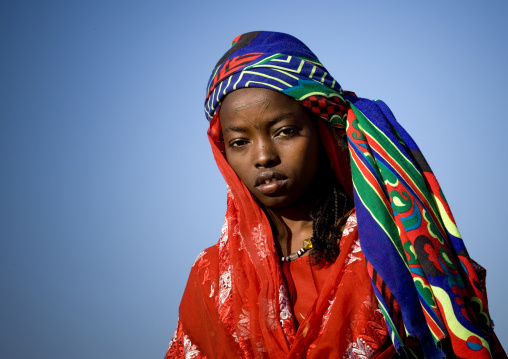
[
  {"xmin": 218, "ymin": 266, "xmax": 231, "ymax": 309},
  {"xmin": 345, "ymin": 238, "xmax": 362, "ymax": 267},
  {"xmin": 343, "ymin": 211, "xmax": 357, "ymax": 237},
  {"xmin": 251, "ymin": 223, "xmax": 269, "ymax": 258},
  {"xmin": 236, "ymin": 308, "xmax": 251, "ymax": 339},
  {"xmin": 168, "ymin": 324, "xmax": 178, "ymax": 350},
  {"xmin": 166, "ymin": 322, "xmax": 205, "ymax": 359},
  {"xmin": 344, "ymin": 337, "xmax": 375, "ymax": 359},
  {"xmin": 183, "ymin": 334, "xmax": 201, "ymax": 359},
  {"xmin": 279, "ymin": 284, "xmax": 292, "ymax": 323},
  {"xmin": 320, "ymin": 298, "xmax": 336, "ymax": 333},
  {"xmin": 193, "ymin": 250, "xmax": 206, "ymax": 267},
  {"xmin": 279, "ymin": 282, "xmax": 296, "ymax": 342},
  {"xmin": 219, "ymin": 217, "xmax": 228, "ymax": 250}
]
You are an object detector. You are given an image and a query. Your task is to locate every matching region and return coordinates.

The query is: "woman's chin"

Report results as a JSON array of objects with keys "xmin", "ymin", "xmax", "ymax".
[
  {"xmin": 258, "ymin": 198, "xmax": 291, "ymax": 210},
  {"xmin": 257, "ymin": 193, "xmax": 316, "ymax": 213}
]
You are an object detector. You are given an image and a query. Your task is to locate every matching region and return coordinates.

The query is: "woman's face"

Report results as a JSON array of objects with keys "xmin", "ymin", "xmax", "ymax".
[{"xmin": 220, "ymin": 87, "xmax": 320, "ymax": 209}]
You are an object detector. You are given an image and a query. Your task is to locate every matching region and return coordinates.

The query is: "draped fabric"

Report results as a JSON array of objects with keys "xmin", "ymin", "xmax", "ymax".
[
  {"xmin": 166, "ymin": 31, "xmax": 505, "ymax": 358},
  {"xmin": 167, "ymin": 210, "xmax": 397, "ymax": 358}
]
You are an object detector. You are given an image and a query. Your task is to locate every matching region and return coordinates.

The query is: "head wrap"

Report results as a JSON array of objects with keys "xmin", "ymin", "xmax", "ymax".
[{"xmin": 204, "ymin": 31, "xmax": 496, "ymax": 358}]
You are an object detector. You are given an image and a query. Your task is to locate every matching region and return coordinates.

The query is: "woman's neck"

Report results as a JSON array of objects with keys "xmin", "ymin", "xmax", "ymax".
[{"xmin": 268, "ymin": 194, "xmax": 315, "ymax": 257}]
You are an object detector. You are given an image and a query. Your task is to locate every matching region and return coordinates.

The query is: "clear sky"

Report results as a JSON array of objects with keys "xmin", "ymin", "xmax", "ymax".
[{"xmin": 1, "ymin": 1, "xmax": 507, "ymax": 358}]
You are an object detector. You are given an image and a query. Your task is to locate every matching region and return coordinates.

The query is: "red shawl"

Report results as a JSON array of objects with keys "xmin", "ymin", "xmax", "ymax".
[
  {"xmin": 165, "ymin": 115, "xmax": 397, "ymax": 358},
  {"xmin": 166, "ymin": 210, "xmax": 399, "ymax": 358}
]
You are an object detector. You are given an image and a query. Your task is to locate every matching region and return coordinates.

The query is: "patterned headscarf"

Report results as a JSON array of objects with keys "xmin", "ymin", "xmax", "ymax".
[{"xmin": 205, "ymin": 31, "xmax": 496, "ymax": 358}]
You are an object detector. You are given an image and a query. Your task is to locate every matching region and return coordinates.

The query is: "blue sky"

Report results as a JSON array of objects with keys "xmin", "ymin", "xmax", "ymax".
[{"xmin": 1, "ymin": 1, "xmax": 507, "ymax": 357}]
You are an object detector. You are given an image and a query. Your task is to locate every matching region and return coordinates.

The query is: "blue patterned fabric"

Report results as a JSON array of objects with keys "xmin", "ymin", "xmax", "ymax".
[{"xmin": 204, "ymin": 31, "xmax": 502, "ymax": 358}]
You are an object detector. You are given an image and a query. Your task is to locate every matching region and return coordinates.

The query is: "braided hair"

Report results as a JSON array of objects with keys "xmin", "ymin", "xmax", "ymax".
[{"xmin": 308, "ymin": 158, "xmax": 352, "ymax": 266}]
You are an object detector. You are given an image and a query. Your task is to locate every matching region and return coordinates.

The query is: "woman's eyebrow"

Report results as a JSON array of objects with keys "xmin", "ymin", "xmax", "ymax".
[
  {"xmin": 266, "ymin": 113, "xmax": 296, "ymax": 128},
  {"xmin": 223, "ymin": 113, "xmax": 296, "ymax": 134},
  {"xmin": 223, "ymin": 125, "xmax": 248, "ymax": 134}
]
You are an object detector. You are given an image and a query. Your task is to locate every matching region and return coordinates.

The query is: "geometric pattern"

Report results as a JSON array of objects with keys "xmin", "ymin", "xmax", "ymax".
[{"xmin": 204, "ymin": 31, "xmax": 499, "ymax": 358}]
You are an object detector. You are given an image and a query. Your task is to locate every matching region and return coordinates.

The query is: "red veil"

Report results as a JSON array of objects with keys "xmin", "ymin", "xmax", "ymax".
[
  {"xmin": 166, "ymin": 31, "xmax": 506, "ymax": 358},
  {"xmin": 165, "ymin": 113, "xmax": 396, "ymax": 358}
]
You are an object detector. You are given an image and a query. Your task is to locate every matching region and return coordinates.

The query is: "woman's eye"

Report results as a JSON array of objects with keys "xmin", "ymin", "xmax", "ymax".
[
  {"xmin": 229, "ymin": 139, "xmax": 248, "ymax": 148},
  {"xmin": 277, "ymin": 127, "xmax": 298, "ymax": 137}
]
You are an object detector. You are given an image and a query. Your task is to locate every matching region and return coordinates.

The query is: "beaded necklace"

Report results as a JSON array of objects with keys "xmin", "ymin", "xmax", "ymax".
[{"xmin": 280, "ymin": 237, "xmax": 313, "ymax": 262}]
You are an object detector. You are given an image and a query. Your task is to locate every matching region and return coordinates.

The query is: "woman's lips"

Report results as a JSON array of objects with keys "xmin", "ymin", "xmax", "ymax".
[
  {"xmin": 254, "ymin": 171, "xmax": 288, "ymax": 195},
  {"xmin": 256, "ymin": 179, "xmax": 287, "ymax": 195}
]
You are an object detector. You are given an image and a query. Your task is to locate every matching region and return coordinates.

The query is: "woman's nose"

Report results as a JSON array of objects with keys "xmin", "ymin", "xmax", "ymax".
[{"xmin": 254, "ymin": 140, "xmax": 280, "ymax": 168}]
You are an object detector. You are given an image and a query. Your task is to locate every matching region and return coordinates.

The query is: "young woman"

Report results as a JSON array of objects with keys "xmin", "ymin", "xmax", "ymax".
[{"xmin": 165, "ymin": 31, "xmax": 506, "ymax": 358}]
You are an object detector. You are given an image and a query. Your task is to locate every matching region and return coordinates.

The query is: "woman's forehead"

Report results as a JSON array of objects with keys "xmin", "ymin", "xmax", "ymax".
[
  {"xmin": 220, "ymin": 88, "xmax": 308, "ymax": 128},
  {"xmin": 221, "ymin": 88, "xmax": 299, "ymax": 115}
]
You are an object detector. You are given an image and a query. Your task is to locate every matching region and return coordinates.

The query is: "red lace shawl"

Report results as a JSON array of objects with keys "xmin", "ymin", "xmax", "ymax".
[
  {"xmin": 166, "ymin": 210, "xmax": 398, "ymax": 358},
  {"xmin": 165, "ymin": 117, "xmax": 397, "ymax": 358}
]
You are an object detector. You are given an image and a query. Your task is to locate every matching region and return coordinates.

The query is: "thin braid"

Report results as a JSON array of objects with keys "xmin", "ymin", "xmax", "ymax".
[
  {"xmin": 309, "ymin": 167, "xmax": 350, "ymax": 265},
  {"xmin": 333, "ymin": 187, "xmax": 339, "ymax": 224}
]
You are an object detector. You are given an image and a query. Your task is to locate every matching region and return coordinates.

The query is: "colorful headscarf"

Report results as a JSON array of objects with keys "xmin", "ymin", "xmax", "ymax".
[{"xmin": 204, "ymin": 31, "xmax": 500, "ymax": 358}]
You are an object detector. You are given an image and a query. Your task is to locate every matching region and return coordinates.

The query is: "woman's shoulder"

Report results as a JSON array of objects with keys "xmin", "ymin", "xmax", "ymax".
[
  {"xmin": 190, "ymin": 242, "xmax": 219, "ymax": 268},
  {"xmin": 185, "ymin": 244, "xmax": 221, "ymax": 288},
  {"xmin": 191, "ymin": 243, "xmax": 220, "ymax": 266},
  {"xmin": 178, "ymin": 244, "xmax": 221, "ymax": 314}
]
